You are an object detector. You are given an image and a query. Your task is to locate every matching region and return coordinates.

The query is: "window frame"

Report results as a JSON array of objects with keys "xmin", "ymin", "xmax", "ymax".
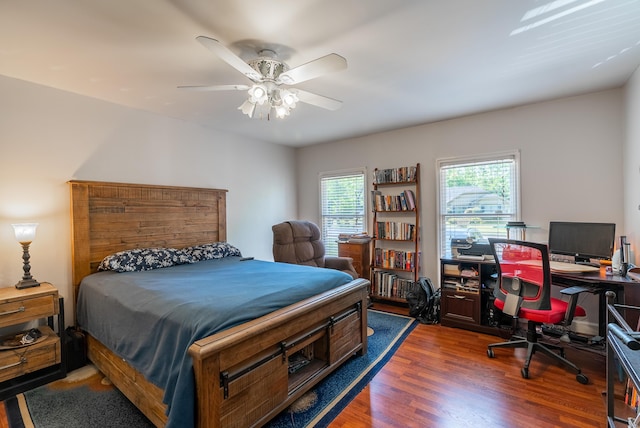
[
  {"xmin": 436, "ymin": 150, "xmax": 521, "ymax": 258},
  {"xmin": 319, "ymin": 168, "xmax": 367, "ymax": 256}
]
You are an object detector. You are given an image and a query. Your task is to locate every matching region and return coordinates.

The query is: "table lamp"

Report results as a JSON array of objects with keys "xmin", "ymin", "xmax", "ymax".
[{"xmin": 12, "ymin": 223, "xmax": 40, "ymax": 289}]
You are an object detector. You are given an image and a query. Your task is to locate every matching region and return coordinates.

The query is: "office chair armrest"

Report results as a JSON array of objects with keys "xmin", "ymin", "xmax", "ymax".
[{"xmin": 560, "ymin": 285, "xmax": 589, "ymax": 326}]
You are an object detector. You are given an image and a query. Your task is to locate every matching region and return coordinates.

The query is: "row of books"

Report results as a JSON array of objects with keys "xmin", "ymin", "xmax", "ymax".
[
  {"xmin": 371, "ymin": 271, "xmax": 416, "ymax": 299},
  {"xmin": 371, "ymin": 189, "xmax": 416, "ymax": 211},
  {"xmin": 373, "ymin": 248, "xmax": 418, "ymax": 270},
  {"xmin": 373, "ymin": 166, "xmax": 417, "ymax": 184},
  {"xmin": 625, "ymin": 377, "xmax": 639, "ymax": 411},
  {"xmin": 375, "ymin": 221, "xmax": 415, "ymax": 240}
]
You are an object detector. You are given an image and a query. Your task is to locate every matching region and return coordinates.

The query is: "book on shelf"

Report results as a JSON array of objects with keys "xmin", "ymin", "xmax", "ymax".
[
  {"xmin": 404, "ymin": 189, "xmax": 416, "ymax": 210},
  {"xmin": 372, "ymin": 270, "xmax": 415, "ymax": 299},
  {"xmin": 373, "ymin": 166, "xmax": 417, "ymax": 184},
  {"xmin": 371, "ymin": 190, "xmax": 416, "ymax": 212},
  {"xmin": 374, "ymin": 248, "xmax": 418, "ymax": 270},
  {"xmin": 376, "ymin": 221, "xmax": 415, "ymax": 240}
]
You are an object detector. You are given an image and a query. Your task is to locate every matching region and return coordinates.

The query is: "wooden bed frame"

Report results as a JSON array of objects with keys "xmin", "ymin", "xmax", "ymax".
[{"xmin": 68, "ymin": 180, "xmax": 369, "ymax": 427}]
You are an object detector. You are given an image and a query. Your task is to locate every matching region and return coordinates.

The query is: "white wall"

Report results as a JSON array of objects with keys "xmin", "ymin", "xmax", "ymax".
[
  {"xmin": 297, "ymin": 89, "xmax": 626, "ymax": 334},
  {"xmin": 0, "ymin": 76, "xmax": 297, "ymax": 324},
  {"xmin": 624, "ymin": 66, "xmax": 640, "ymax": 267}
]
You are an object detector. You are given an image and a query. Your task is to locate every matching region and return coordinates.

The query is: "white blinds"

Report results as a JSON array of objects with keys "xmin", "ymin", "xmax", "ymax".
[
  {"xmin": 320, "ymin": 170, "xmax": 366, "ymax": 256},
  {"xmin": 438, "ymin": 152, "xmax": 520, "ymax": 256}
]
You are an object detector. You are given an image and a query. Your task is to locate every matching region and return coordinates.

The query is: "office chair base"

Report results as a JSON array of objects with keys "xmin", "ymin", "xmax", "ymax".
[{"xmin": 487, "ymin": 329, "xmax": 589, "ymax": 384}]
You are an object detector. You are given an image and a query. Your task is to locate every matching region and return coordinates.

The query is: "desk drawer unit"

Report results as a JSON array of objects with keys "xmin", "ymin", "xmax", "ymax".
[{"xmin": 441, "ymin": 289, "xmax": 481, "ymax": 326}]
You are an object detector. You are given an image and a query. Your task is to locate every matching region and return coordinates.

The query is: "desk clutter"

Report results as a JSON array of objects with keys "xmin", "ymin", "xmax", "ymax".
[{"xmin": 337, "ymin": 232, "xmax": 371, "ymax": 243}]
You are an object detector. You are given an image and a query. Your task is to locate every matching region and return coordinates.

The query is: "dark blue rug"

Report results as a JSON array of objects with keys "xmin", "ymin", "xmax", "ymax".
[
  {"xmin": 265, "ymin": 309, "xmax": 417, "ymax": 428},
  {"xmin": 1, "ymin": 309, "xmax": 416, "ymax": 428}
]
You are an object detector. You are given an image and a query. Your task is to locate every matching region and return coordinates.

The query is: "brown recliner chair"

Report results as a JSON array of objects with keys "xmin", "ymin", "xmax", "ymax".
[{"xmin": 272, "ymin": 220, "xmax": 359, "ymax": 279}]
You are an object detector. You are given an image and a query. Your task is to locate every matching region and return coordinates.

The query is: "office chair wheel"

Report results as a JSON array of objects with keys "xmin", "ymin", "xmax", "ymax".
[
  {"xmin": 487, "ymin": 348, "xmax": 495, "ymax": 358},
  {"xmin": 576, "ymin": 373, "xmax": 589, "ymax": 384},
  {"xmin": 521, "ymin": 367, "xmax": 529, "ymax": 379}
]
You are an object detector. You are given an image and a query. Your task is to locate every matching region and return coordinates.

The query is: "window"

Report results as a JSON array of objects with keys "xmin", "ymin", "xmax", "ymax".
[
  {"xmin": 320, "ymin": 169, "xmax": 366, "ymax": 256},
  {"xmin": 437, "ymin": 151, "xmax": 520, "ymax": 257}
]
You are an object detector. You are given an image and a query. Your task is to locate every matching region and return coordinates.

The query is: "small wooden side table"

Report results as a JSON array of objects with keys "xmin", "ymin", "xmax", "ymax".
[{"xmin": 0, "ymin": 282, "xmax": 66, "ymax": 400}]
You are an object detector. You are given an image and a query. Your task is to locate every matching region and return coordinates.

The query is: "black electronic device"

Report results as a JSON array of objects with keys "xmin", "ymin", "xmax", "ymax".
[
  {"xmin": 548, "ymin": 221, "xmax": 616, "ymax": 263},
  {"xmin": 451, "ymin": 238, "xmax": 491, "ymax": 258}
]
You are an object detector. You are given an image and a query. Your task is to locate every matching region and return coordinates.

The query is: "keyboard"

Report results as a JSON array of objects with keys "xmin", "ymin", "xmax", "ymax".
[{"xmin": 559, "ymin": 285, "xmax": 590, "ymax": 294}]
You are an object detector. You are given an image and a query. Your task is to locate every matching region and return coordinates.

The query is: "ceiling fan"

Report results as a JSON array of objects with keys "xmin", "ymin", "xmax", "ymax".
[{"xmin": 178, "ymin": 36, "xmax": 347, "ymax": 119}]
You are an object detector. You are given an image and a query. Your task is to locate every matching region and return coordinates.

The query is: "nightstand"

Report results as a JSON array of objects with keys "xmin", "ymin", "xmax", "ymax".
[{"xmin": 0, "ymin": 282, "xmax": 66, "ymax": 400}]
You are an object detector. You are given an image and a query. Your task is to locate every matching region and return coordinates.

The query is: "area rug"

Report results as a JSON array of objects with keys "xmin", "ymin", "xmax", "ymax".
[{"xmin": 0, "ymin": 309, "xmax": 416, "ymax": 428}]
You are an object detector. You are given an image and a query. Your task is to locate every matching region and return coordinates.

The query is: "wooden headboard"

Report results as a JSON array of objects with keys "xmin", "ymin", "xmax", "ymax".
[{"xmin": 69, "ymin": 180, "xmax": 228, "ymax": 304}]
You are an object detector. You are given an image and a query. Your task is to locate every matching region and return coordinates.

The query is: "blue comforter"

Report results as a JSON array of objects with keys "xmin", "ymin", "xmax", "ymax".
[{"xmin": 76, "ymin": 257, "xmax": 353, "ymax": 427}]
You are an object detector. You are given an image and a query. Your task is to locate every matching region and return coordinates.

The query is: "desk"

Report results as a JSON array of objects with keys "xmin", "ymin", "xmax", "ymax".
[
  {"xmin": 439, "ymin": 256, "xmax": 637, "ymax": 338},
  {"xmin": 552, "ymin": 268, "xmax": 637, "ymax": 337}
]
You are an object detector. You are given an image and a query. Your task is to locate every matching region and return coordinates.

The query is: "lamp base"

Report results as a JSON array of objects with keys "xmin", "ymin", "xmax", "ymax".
[{"xmin": 15, "ymin": 278, "xmax": 40, "ymax": 289}]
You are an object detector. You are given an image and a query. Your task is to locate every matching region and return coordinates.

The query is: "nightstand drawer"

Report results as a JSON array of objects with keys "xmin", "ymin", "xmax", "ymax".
[
  {"xmin": 0, "ymin": 295, "xmax": 57, "ymax": 328},
  {"xmin": 0, "ymin": 326, "xmax": 61, "ymax": 383}
]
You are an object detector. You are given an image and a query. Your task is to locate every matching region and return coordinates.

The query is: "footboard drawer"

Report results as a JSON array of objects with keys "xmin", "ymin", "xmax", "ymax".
[
  {"xmin": 220, "ymin": 355, "xmax": 288, "ymax": 428},
  {"xmin": 329, "ymin": 308, "xmax": 362, "ymax": 363},
  {"xmin": 0, "ymin": 326, "xmax": 60, "ymax": 383}
]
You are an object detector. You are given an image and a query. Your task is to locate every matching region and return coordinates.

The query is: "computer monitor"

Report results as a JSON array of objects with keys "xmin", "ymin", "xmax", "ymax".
[{"xmin": 548, "ymin": 221, "xmax": 616, "ymax": 263}]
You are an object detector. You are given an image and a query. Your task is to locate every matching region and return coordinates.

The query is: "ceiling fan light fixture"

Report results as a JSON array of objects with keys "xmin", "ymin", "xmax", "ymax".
[
  {"xmin": 274, "ymin": 104, "xmax": 291, "ymax": 119},
  {"xmin": 248, "ymin": 84, "xmax": 268, "ymax": 104},
  {"xmin": 238, "ymin": 99, "xmax": 256, "ymax": 118},
  {"xmin": 280, "ymin": 89, "xmax": 298, "ymax": 108}
]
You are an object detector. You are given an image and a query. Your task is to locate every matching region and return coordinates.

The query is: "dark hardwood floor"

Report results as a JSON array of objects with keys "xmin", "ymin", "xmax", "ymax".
[{"xmin": 330, "ymin": 303, "xmax": 628, "ymax": 427}]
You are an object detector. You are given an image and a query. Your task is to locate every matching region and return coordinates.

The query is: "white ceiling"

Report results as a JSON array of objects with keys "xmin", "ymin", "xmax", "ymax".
[{"xmin": 2, "ymin": 0, "xmax": 640, "ymax": 147}]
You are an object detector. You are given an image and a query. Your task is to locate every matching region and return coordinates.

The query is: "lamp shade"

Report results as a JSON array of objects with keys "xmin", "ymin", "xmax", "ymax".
[{"xmin": 12, "ymin": 223, "xmax": 38, "ymax": 244}]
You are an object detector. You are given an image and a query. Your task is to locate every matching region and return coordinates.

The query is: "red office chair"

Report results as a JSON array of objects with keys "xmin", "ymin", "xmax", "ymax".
[{"xmin": 486, "ymin": 238, "xmax": 589, "ymax": 384}]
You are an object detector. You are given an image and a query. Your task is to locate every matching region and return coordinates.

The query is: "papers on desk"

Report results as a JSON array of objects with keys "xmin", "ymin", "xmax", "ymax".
[
  {"xmin": 549, "ymin": 261, "xmax": 600, "ymax": 273},
  {"xmin": 628, "ymin": 267, "xmax": 640, "ymax": 282},
  {"xmin": 517, "ymin": 259, "xmax": 600, "ymax": 273}
]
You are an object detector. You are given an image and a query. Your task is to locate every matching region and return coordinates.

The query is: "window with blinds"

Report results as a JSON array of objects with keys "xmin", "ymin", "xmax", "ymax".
[
  {"xmin": 320, "ymin": 170, "xmax": 366, "ymax": 256},
  {"xmin": 437, "ymin": 152, "xmax": 520, "ymax": 257}
]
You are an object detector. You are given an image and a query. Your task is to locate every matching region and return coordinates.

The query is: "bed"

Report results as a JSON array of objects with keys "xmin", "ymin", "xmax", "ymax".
[{"xmin": 68, "ymin": 180, "xmax": 369, "ymax": 428}]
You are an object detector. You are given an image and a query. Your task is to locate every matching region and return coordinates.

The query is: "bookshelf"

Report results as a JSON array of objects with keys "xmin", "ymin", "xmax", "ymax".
[{"xmin": 370, "ymin": 163, "xmax": 420, "ymax": 304}]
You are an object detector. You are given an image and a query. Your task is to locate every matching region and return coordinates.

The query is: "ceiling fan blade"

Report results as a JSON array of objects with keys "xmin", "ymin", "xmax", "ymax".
[
  {"xmin": 177, "ymin": 84, "xmax": 250, "ymax": 91},
  {"xmin": 278, "ymin": 53, "xmax": 347, "ymax": 85},
  {"xmin": 295, "ymin": 89, "xmax": 342, "ymax": 111},
  {"xmin": 196, "ymin": 36, "xmax": 262, "ymax": 82}
]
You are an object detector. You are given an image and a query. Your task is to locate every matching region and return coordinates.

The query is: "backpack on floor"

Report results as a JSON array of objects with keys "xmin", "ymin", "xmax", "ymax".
[{"xmin": 406, "ymin": 277, "xmax": 440, "ymax": 324}]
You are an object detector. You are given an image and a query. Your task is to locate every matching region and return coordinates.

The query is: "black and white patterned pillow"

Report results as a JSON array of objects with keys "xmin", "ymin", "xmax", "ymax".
[
  {"xmin": 183, "ymin": 242, "xmax": 242, "ymax": 262},
  {"xmin": 98, "ymin": 248, "xmax": 193, "ymax": 272}
]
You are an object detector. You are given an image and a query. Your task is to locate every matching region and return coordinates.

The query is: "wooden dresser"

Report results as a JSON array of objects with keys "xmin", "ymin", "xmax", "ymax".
[{"xmin": 338, "ymin": 241, "xmax": 371, "ymax": 281}]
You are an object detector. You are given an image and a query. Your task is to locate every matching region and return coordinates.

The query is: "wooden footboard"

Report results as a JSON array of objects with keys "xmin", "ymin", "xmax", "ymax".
[
  {"xmin": 87, "ymin": 334, "xmax": 168, "ymax": 427},
  {"xmin": 86, "ymin": 278, "xmax": 368, "ymax": 428}
]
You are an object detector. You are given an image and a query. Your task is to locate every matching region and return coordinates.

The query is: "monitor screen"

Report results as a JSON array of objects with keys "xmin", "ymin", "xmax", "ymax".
[{"xmin": 548, "ymin": 221, "xmax": 616, "ymax": 262}]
